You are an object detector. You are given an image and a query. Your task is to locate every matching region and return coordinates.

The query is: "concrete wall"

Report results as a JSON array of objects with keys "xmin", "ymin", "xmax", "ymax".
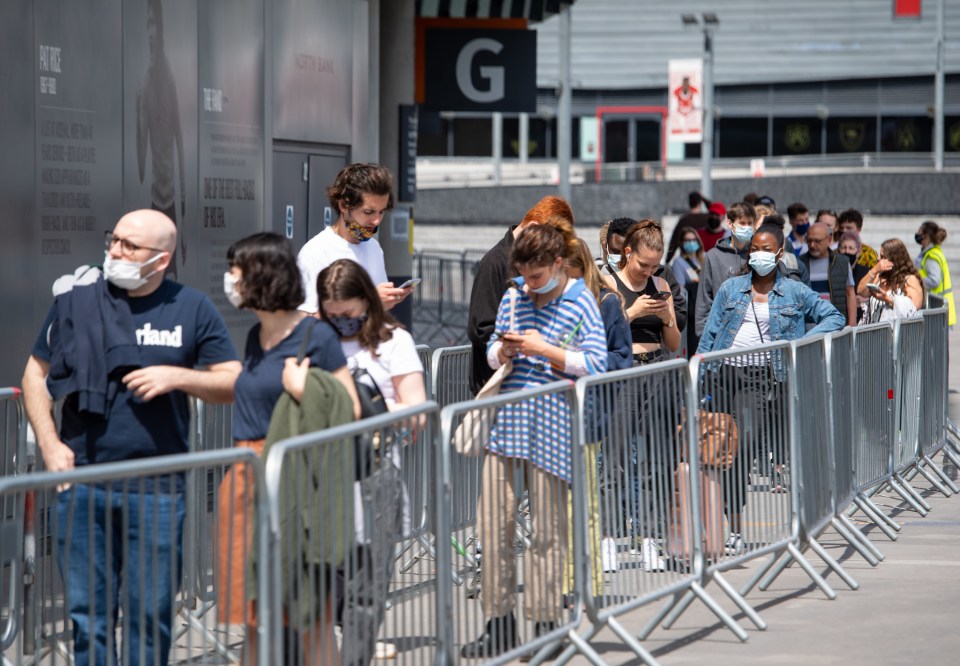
[{"xmin": 414, "ymin": 172, "xmax": 960, "ymax": 226}]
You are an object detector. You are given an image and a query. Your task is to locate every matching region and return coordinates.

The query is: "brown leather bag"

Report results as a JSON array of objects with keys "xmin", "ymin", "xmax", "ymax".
[{"xmin": 678, "ymin": 410, "xmax": 739, "ymax": 470}]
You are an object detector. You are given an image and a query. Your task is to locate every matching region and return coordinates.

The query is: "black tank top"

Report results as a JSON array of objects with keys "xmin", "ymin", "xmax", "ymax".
[{"xmin": 611, "ymin": 271, "xmax": 664, "ymax": 344}]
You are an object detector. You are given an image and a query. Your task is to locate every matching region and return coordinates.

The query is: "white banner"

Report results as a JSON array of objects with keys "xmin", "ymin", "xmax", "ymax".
[{"xmin": 667, "ymin": 58, "xmax": 703, "ymax": 144}]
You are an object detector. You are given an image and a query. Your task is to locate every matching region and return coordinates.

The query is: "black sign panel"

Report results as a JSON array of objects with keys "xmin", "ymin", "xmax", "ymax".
[{"xmin": 423, "ymin": 28, "xmax": 536, "ymax": 112}]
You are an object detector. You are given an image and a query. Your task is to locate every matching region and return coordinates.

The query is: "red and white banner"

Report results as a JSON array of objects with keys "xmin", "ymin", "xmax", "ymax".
[{"xmin": 667, "ymin": 58, "xmax": 703, "ymax": 144}]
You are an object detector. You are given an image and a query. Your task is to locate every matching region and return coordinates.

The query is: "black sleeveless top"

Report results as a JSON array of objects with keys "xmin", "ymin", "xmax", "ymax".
[{"xmin": 611, "ymin": 271, "xmax": 664, "ymax": 344}]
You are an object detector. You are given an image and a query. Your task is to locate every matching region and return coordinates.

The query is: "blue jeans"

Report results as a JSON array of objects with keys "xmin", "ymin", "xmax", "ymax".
[{"xmin": 57, "ymin": 483, "xmax": 186, "ymax": 666}]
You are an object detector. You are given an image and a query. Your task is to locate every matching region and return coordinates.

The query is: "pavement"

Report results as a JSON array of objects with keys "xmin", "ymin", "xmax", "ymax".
[{"xmin": 563, "ymin": 327, "xmax": 960, "ymax": 665}]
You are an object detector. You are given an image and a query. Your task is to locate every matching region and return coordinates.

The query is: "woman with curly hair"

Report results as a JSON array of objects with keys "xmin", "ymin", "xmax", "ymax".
[{"xmin": 856, "ymin": 238, "xmax": 924, "ymax": 323}]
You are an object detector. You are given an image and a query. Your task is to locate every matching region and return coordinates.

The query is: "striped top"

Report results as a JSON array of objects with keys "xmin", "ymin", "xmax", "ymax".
[{"xmin": 486, "ymin": 277, "xmax": 608, "ymax": 483}]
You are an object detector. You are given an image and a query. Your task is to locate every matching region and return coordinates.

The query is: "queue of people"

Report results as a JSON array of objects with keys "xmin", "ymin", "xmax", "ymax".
[{"xmin": 19, "ymin": 171, "xmax": 952, "ymax": 665}]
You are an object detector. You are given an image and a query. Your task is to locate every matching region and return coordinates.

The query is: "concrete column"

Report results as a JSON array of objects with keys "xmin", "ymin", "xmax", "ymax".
[
  {"xmin": 557, "ymin": 6, "xmax": 572, "ymax": 200},
  {"xmin": 492, "ymin": 111, "xmax": 503, "ymax": 185},
  {"xmin": 379, "ymin": 0, "xmax": 414, "ymax": 326},
  {"xmin": 519, "ymin": 112, "xmax": 529, "ymax": 163}
]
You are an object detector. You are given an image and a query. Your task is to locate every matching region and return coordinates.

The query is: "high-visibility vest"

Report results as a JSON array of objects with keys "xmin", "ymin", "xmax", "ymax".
[{"xmin": 919, "ymin": 245, "xmax": 956, "ymax": 326}]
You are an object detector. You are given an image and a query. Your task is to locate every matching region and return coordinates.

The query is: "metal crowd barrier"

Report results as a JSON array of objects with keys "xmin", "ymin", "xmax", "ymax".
[
  {"xmin": 262, "ymin": 401, "xmax": 442, "ymax": 666},
  {"xmin": 436, "ymin": 379, "xmax": 597, "ymax": 665},
  {"xmin": 563, "ymin": 361, "xmax": 721, "ymax": 665},
  {"xmin": 0, "ymin": 447, "xmax": 271, "ymax": 666},
  {"xmin": 0, "ymin": 389, "xmax": 25, "ymax": 659}
]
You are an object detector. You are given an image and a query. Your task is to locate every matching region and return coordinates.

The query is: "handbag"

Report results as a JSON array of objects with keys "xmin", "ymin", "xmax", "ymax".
[
  {"xmin": 678, "ymin": 409, "xmax": 740, "ymax": 470},
  {"xmin": 452, "ymin": 359, "xmax": 512, "ymax": 456},
  {"xmin": 452, "ymin": 288, "xmax": 518, "ymax": 456}
]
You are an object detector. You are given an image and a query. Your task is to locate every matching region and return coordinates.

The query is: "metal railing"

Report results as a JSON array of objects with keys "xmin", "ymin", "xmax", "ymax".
[{"xmin": 2, "ymin": 304, "xmax": 958, "ymax": 665}]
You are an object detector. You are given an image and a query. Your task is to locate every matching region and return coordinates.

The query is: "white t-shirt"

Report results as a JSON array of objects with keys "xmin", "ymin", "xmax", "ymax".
[
  {"xmin": 728, "ymin": 301, "xmax": 771, "ymax": 366},
  {"xmin": 341, "ymin": 327, "xmax": 424, "ymax": 408},
  {"xmin": 297, "ymin": 226, "xmax": 388, "ymax": 313},
  {"xmin": 342, "ymin": 327, "xmax": 424, "ymax": 543}
]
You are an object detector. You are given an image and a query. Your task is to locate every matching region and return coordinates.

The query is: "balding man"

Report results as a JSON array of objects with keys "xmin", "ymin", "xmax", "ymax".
[
  {"xmin": 800, "ymin": 222, "xmax": 857, "ymax": 326},
  {"xmin": 22, "ymin": 209, "xmax": 241, "ymax": 666}
]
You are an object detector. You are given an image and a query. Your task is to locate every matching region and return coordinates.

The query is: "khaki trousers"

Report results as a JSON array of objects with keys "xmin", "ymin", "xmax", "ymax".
[
  {"xmin": 478, "ymin": 453, "xmax": 567, "ymax": 623},
  {"xmin": 564, "ymin": 442, "xmax": 603, "ymax": 598}
]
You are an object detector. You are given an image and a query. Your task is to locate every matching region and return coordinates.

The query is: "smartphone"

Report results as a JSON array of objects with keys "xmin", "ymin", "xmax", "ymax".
[
  {"xmin": 398, "ymin": 278, "xmax": 422, "ymax": 289},
  {"xmin": 650, "ymin": 291, "xmax": 672, "ymax": 301},
  {"xmin": 866, "ymin": 283, "xmax": 881, "ymax": 293}
]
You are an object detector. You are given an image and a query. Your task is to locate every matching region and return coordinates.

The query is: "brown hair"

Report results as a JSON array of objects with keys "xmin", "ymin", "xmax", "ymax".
[
  {"xmin": 622, "ymin": 219, "xmax": 664, "ymax": 256},
  {"xmin": 327, "ymin": 163, "xmax": 394, "ymax": 212},
  {"xmin": 227, "ymin": 232, "xmax": 304, "ymax": 311},
  {"xmin": 879, "ymin": 238, "xmax": 923, "ymax": 295},
  {"xmin": 316, "ymin": 258, "xmax": 400, "ymax": 355},
  {"xmin": 565, "ymin": 239, "xmax": 603, "ymax": 301},
  {"xmin": 676, "ymin": 226, "xmax": 704, "ymax": 264},
  {"xmin": 521, "ymin": 195, "xmax": 575, "ymax": 228},
  {"xmin": 919, "ymin": 220, "xmax": 948, "ymax": 245},
  {"xmin": 511, "ymin": 224, "xmax": 567, "ymax": 270},
  {"xmin": 727, "ymin": 201, "xmax": 757, "ymax": 225}
]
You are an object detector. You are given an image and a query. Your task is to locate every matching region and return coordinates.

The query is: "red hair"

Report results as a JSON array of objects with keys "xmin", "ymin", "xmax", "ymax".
[{"xmin": 521, "ymin": 195, "xmax": 574, "ymax": 227}]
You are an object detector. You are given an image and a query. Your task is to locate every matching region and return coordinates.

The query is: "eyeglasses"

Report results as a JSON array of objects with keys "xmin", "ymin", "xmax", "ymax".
[{"xmin": 104, "ymin": 231, "xmax": 166, "ymax": 256}]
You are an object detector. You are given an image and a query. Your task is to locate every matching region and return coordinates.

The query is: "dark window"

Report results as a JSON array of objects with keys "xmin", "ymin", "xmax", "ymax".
[
  {"xmin": 502, "ymin": 117, "xmax": 520, "ymax": 157},
  {"xmin": 452, "ymin": 118, "xmax": 492, "ymax": 156},
  {"xmin": 634, "ymin": 120, "xmax": 661, "ymax": 162},
  {"xmin": 880, "ymin": 116, "xmax": 932, "ymax": 152},
  {"xmin": 947, "ymin": 116, "xmax": 960, "ymax": 152},
  {"xmin": 718, "ymin": 117, "xmax": 768, "ymax": 158},
  {"xmin": 772, "ymin": 117, "xmax": 822, "ymax": 156},
  {"xmin": 528, "ymin": 118, "xmax": 551, "ymax": 158},
  {"xmin": 826, "ymin": 117, "xmax": 877, "ymax": 153},
  {"xmin": 417, "ymin": 111, "xmax": 448, "ymax": 156},
  {"xmin": 604, "ymin": 120, "xmax": 629, "ymax": 162},
  {"xmin": 684, "ymin": 141, "xmax": 701, "ymax": 159}
]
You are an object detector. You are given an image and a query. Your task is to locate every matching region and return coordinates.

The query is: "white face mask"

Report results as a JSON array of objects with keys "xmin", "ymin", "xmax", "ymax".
[
  {"xmin": 102, "ymin": 251, "xmax": 163, "ymax": 290},
  {"xmin": 223, "ymin": 272, "xmax": 243, "ymax": 308}
]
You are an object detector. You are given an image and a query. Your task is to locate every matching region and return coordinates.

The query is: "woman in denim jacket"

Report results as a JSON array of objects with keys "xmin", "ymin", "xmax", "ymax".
[{"xmin": 697, "ymin": 223, "xmax": 844, "ymax": 555}]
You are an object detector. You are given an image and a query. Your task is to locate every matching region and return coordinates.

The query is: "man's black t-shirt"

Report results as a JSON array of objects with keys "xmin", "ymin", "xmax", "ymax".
[{"xmin": 32, "ymin": 280, "xmax": 238, "ymax": 465}]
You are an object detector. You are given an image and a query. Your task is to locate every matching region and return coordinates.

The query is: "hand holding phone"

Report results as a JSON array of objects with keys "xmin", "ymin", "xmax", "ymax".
[
  {"xmin": 398, "ymin": 278, "xmax": 422, "ymax": 289},
  {"xmin": 650, "ymin": 291, "xmax": 672, "ymax": 301},
  {"xmin": 866, "ymin": 283, "xmax": 881, "ymax": 293}
]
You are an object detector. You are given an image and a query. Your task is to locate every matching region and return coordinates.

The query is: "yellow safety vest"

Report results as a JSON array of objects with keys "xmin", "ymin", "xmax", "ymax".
[{"xmin": 919, "ymin": 245, "xmax": 956, "ymax": 326}]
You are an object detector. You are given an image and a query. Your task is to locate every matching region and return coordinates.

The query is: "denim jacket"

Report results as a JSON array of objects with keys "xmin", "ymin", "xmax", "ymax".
[{"xmin": 698, "ymin": 272, "xmax": 846, "ymax": 355}]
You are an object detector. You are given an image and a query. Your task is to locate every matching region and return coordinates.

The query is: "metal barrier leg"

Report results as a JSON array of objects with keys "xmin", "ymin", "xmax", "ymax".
[
  {"xmin": 807, "ymin": 538, "xmax": 859, "ymax": 591},
  {"xmin": 656, "ymin": 580, "xmax": 750, "ymax": 642},
  {"xmin": 740, "ymin": 552, "xmax": 784, "ymax": 597},
  {"xmin": 832, "ymin": 516, "xmax": 883, "ymax": 565},
  {"xmin": 603, "ymin": 619, "xmax": 661, "ymax": 666},
  {"xmin": 854, "ymin": 495, "xmax": 901, "ymax": 540},
  {"xmin": 757, "ymin": 552, "xmax": 795, "ymax": 592},
  {"xmin": 913, "ymin": 460, "xmax": 953, "ymax": 497},
  {"xmin": 783, "ymin": 542, "xmax": 837, "ymax": 600},
  {"xmin": 889, "ymin": 474, "xmax": 930, "ymax": 515},
  {"xmin": 637, "ymin": 591, "xmax": 692, "ymax": 641},
  {"xmin": 943, "ymin": 444, "xmax": 960, "ymax": 470},
  {"xmin": 921, "ymin": 454, "xmax": 959, "ymax": 494},
  {"xmin": 176, "ymin": 600, "xmax": 240, "ymax": 662},
  {"xmin": 711, "ymin": 572, "xmax": 767, "ymax": 630},
  {"xmin": 687, "ymin": 581, "xmax": 750, "ymax": 642}
]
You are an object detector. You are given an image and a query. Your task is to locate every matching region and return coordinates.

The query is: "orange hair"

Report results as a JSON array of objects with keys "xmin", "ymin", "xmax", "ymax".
[{"xmin": 521, "ymin": 195, "xmax": 575, "ymax": 228}]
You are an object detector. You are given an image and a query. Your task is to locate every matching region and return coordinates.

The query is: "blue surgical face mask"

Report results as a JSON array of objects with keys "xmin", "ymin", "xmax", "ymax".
[
  {"xmin": 732, "ymin": 224, "xmax": 755, "ymax": 244},
  {"xmin": 607, "ymin": 254, "xmax": 621, "ymax": 271},
  {"xmin": 327, "ymin": 313, "xmax": 368, "ymax": 338},
  {"xmin": 531, "ymin": 275, "xmax": 560, "ymax": 295},
  {"xmin": 749, "ymin": 251, "xmax": 779, "ymax": 276},
  {"xmin": 682, "ymin": 240, "xmax": 700, "ymax": 254}
]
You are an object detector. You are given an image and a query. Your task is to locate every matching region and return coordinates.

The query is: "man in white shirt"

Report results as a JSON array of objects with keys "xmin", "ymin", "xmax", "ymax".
[{"xmin": 298, "ymin": 163, "xmax": 412, "ymax": 313}]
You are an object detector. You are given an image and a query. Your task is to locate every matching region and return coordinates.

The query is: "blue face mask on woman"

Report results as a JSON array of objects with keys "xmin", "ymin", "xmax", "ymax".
[
  {"xmin": 682, "ymin": 240, "xmax": 700, "ymax": 254},
  {"xmin": 749, "ymin": 251, "xmax": 779, "ymax": 276},
  {"xmin": 531, "ymin": 274, "xmax": 560, "ymax": 295}
]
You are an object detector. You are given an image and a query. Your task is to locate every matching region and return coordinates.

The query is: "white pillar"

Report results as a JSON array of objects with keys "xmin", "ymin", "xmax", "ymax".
[{"xmin": 557, "ymin": 6, "xmax": 572, "ymax": 200}]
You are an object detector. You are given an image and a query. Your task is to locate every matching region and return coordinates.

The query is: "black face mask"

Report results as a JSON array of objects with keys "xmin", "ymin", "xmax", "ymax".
[
  {"xmin": 914, "ymin": 233, "xmax": 925, "ymax": 245},
  {"xmin": 707, "ymin": 215, "xmax": 722, "ymax": 230},
  {"xmin": 840, "ymin": 251, "xmax": 858, "ymax": 262}
]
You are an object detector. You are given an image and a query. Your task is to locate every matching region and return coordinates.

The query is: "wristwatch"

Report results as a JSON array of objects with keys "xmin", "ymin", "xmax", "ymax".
[{"xmin": 664, "ymin": 319, "xmax": 675, "ymax": 328}]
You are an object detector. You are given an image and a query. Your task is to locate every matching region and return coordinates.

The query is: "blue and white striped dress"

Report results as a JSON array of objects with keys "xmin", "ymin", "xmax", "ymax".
[{"xmin": 486, "ymin": 278, "xmax": 608, "ymax": 483}]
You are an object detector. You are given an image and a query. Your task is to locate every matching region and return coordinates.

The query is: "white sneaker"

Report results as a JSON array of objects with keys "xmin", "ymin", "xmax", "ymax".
[
  {"xmin": 724, "ymin": 533, "xmax": 745, "ymax": 555},
  {"xmin": 601, "ymin": 537, "xmax": 619, "ymax": 572},
  {"xmin": 640, "ymin": 537, "xmax": 666, "ymax": 572},
  {"xmin": 375, "ymin": 641, "xmax": 398, "ymax": 660}
]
